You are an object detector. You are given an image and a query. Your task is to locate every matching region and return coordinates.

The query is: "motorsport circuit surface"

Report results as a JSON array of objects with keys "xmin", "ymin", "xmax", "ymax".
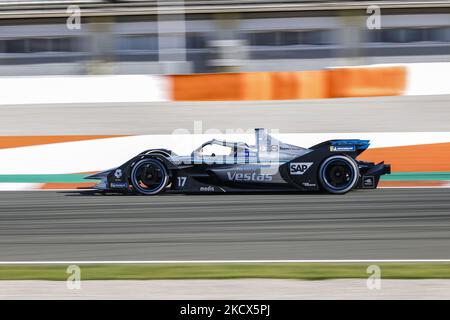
[{"xmin": 0, "ymin": 188, "xmax": 449, "ymax": 261}]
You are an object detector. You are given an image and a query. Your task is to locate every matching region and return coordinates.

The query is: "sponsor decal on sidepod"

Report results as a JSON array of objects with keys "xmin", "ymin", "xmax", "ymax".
[
  {"xmin": 363, "ymin": 176, "xmax": 375, "ymax": 188},
  {"xmin": 329, "ymin": 145, "xmax": 356, "ymax": 152},
  {"xmin": 114, "ymin": 169, "xmax": 123, "ymax": 179},
  {"xmin": 302, "ymin": 182, "xmax": 317, "ymax": 187},
  {"xmin": 110, "ymin": 182, "xmax": 128, "ymax": 188},
  {"xmin": 290, "ymin": 162, "xmax": 313, "ymax": 175},
  {"xmin": 227, "ymin": 172, "xmax": 272, "ymax": 182},
  {"xmin": 200, "ymin": 186, "xmax": 215, "ymax": 192}
]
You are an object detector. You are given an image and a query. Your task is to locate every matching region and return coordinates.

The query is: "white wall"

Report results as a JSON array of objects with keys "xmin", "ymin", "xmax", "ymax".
[{"xmin": 0, "ymin": 74, "xmax": 170, "ymax": 104}]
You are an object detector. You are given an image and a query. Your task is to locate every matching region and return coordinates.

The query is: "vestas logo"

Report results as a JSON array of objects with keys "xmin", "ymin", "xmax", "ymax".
[
  {"xmin": 290, "ymin": 162, "xmax": 313, "ymax": 175},
  {"xmin": 227, "ymin": 172, "xmax": 272, "ymax": 182}
]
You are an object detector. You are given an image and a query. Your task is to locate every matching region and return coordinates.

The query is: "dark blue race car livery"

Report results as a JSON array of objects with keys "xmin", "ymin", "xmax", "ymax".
[{"xmin": 86, "ymin": 128, "xmax": 391, "ymax": 195}]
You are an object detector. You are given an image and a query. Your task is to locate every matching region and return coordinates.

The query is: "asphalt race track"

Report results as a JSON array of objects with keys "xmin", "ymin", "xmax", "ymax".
[{"xmin": 0, "ymin": 188, "xmax": 449, "ymax": 261}]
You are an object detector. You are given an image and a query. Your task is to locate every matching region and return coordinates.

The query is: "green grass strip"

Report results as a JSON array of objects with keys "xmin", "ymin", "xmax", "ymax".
[
  {"xmin": 381, "ymin": 172, "xmax": 450, "ymax": 181},
  {"xmin": 1, "ymin": 263, "xmax": 450, "ymax": 281}
]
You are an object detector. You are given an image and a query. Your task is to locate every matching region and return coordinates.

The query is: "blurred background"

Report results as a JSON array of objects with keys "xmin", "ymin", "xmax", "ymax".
[
  {"xmin": 1, "ymin": 1, "xmax": 450, "ymax": 285},
  {"xmin": 0, "ymin": 0, "xmax": 448, "ymax": 76}
]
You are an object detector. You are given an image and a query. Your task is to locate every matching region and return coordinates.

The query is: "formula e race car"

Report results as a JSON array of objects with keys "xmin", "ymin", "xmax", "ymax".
[{"xmin": 86, "ymin": 128, "xmax": 390, "ymax": 195}]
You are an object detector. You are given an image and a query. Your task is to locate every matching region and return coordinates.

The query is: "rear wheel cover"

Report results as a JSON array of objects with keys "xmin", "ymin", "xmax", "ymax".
[
  {"xmin": 319, "ymin": 155, "xmax": 359, "ymax": 194},
  {"xmin": 131, "ymin": 159, "xmax": 169, "ymax": 195}
]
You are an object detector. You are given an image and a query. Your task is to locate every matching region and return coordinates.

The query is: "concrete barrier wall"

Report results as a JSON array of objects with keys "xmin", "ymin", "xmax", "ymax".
[
  {"xmin": 0, "ymin": 75, "xmax": 170, "ymax": 105},
  {"xmin": 0, "ymin": 132, "xmax": 449, "ymax": 173},
  {"xmin": 405, "ymin": 63, "xmax": 450, "ymax": 96}
]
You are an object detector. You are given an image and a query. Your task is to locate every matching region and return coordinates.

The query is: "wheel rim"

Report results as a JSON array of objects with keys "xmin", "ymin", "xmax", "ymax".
[
  {"xmin": 132, "ymin": 160, "xmax": 167, "ymax": 194},
  {"xmin": 320, "ymin": 157, "xmax": 357, "ymax": 192}
]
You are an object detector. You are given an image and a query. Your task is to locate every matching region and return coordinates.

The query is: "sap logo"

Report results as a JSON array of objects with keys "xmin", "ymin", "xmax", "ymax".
[
  {"xmin": 330, "ymin": 145, "xmax": 356, "ymax": 152},
  {"xmin": 227, "ymin": 172, "xmax": 272, "ymax": 182},
  {"xmin": 290, "ymin": 162, "xmax": 313, "ymax": 175},
  {"xmin": 200, "ymin": 186, "xmax": 215, "ymax": 192}
]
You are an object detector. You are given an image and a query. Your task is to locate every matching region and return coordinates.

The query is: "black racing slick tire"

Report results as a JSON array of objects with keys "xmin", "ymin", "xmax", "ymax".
[
  {"xmin": 319, "ymin": 155, "xmax": 359, "ymax": 194},
  {"xmin": 130, "ymin": 159, "xmax": 169, "ymax": 195}
]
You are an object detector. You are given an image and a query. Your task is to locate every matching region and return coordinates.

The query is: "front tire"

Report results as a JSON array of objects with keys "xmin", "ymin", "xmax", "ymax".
[
  {"xmin": 319, "ymin": 155, "xmax": 359, "ymax": 194},
  {"xmin": 130, "ymin": 159, "xmax": 169, "ymax": 195}
]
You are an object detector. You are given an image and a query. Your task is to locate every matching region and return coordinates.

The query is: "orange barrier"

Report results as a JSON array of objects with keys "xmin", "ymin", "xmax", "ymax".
[
  {"xmin": 242, "ymin": 72, "xmax": 272, "ymax": 100},
  {"xmin": 270, "ymin": 71, "xmax": 329, "ymax": 99},
  {"xmin": 270, "ymin": 72, "xmax": 295, "ymax": 100},
  {"xmin": 359, "ymin": 142, "xmax": 450, "ymax": 172},
  {"xmin": 172, "ymin": 73, "xmax": 243, "ymax": 101},
  {"xmin": 328, "ymin": 66, "xmax": 407, "ymax": 98},
  {"xmin": 0, "ymin": 135, "xmax": 125, "ymax": 150},
  {"xmin": 170, "ymin": 67, "xmax": 406, "ymax": 101},
  {"xmin": 171, "ymin": 71, "xmax": 329, "ymax": 101},
  {"xmin": 294, "ymin": 70, "xmax": 329, "ymax": 99}
]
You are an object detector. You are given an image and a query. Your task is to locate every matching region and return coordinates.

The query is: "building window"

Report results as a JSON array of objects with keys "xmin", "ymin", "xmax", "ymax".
[
  {"xmin": 248, "ymin": 32, "xmax": 278, "ymax": 46},
  {"xmin": 0, "ymin": 37, "xmax": 82, "ymax": 54},
  {"xmin": 279, "ymin": 31, "xmax": 301, "ymax": 45},
  {"xmin": 301, "ymin": 30, "xmax": 336, "ymax": 45},
  {"xmin": 51, "ymin": 37, "xmax": 78, "ymax": 52},
  {"xmin": 186, "ymin": 33, "xmax": 206, "ymax": 49},
  {"xmin": 367, "ymin": 27, "xmax": 450, "ymax": 43},
  {"xmin": 425, "ymin": 27, "xmax": 450, "ymax": 42},
  {"xmin": 4, "ymin": 39, "xmax": 27, "ymax": 53},
  {"xmin": 116, "ymin": 34, "xmax": 158, "ymax": 51},
  {"xmin": 247, "ymin": 30, "xmax": 336, "ymax": 46},
  {"xmin": 29, "ymin": 38, "xmax": 50, "ymax": 53},
  {"xmin": 381, "ymin": 28, "xmax": 424, "ymax": 43}
]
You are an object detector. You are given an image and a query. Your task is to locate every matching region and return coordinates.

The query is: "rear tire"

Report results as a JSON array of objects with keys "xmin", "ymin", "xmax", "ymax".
[
  {"xmin": 130, "ymin": 159, "xmax": 169, "ymax": 195},
  {"xmin": 319, "ymin": 155, "xmax": 359, "ymax": 194}
]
